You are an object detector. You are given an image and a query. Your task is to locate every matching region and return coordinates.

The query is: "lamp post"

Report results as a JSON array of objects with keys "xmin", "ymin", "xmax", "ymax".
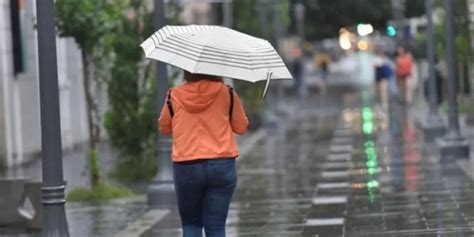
[
  {"xmin": 148, "ymin": 0, "xmax": 175, "ymax": 208},
  {"xmin": 222, "ymin": 0, "xmax": 234, "ymax": 87},
  {"xmin": 36, "ymin": 0, "xmax": 70, "ymax": 235},
  {"xmin": 422, "ymin": 0, "xmax": 445, "ymax": 141},
  {"xmin": 223, "ymin": 0, "xmax": 233, "ymax": 28},
  {"xmin": 438, "ymin": 0, "xmax": 470, "ymax": 159},
  {"xmin": 257, "ymin": 0, "xmax": 269, "ymax": 39},
  {"xmin": 294, "ymin": 2, "xmax": 305, "ymax": 43},
  {"xmin": 273, "ymin": 1, "xmax": 287, "ymax": 116}
]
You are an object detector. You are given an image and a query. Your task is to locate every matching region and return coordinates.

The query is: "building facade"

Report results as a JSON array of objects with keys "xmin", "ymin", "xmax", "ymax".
[{"xmin": 0, "ymin": 0, "xmax": 89, "ymax": 168}]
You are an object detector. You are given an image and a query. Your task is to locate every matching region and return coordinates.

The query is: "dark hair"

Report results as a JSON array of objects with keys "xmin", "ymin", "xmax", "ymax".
[{"xmin": 184, "ymin": 71, "xmax": 223, "ymax": 83}]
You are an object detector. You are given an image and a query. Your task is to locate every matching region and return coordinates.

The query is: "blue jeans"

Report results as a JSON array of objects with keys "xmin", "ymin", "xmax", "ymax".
[{"xmin": 173, "ymin": 158, "xmax": 237, "ymax": 237}]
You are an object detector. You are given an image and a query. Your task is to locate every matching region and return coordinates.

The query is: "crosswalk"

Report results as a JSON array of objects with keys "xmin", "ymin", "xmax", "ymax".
[{"xmin": 303, "ymin": 119, "xmax": 353, "ymax": 236}]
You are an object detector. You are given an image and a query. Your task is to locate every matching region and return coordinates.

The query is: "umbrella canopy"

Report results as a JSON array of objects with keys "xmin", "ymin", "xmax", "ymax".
[{"xmin": 140, "ymin": 25, "xmax": 293, "ymax": 83}]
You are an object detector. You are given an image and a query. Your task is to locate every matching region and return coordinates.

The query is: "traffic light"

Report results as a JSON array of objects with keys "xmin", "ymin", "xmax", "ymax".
[{"xmin": 386, "ymin": 25, "xmax": 397, "ymax": 37}]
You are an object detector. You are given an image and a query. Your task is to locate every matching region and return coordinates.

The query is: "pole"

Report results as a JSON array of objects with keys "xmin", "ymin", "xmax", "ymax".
[
  {"xmin": 223, "ymin": 0, "xmax": 234, "ymax": 87},
  {"xmin": 439, "ymin": 0, "xmax": 470, "ymax": 159},
  {"xmin": 391, "ymin": 0, "xmax": 406, "ymax": 43},
  {"xmin": 422, "ymin": 0, "xmax": 445, "ymax": 141},
  {"xmin": 36, "ymin": 0, "xmax": 70, "ymax": 236},
  {"xmin": 148, "ymin": 0, "xmax": 175, "ymax": 208},
  {"xmin": 273, "ymin": 1, "xmax": 287, "ymax": 116},
  {"xmin": 257, "ymin": 0, "xmax": 269, "ymax": 39},
  {"xmin": 294, "ymin": 1, "xmax": 306, "ymax": 99},
  {"xmin": 294, "ymin": 2, "xmax": 305, "ymax": 43},
  {"xmin": 445, "ymin": 0, "xmax": 461, "ymax": 135},
  {"xmin": 223, "ymin": 0, "xmax": 233, "ymax": 28},
  {"xmin": 391, "ymin": 0, "xmax": 406, "ymax": 20}
]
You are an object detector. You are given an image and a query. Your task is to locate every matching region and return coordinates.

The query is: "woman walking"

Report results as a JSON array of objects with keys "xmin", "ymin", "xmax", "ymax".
[
  {"xmin": 396, "ymin": 46, "xmax": 414, "ymax": 105},
  {"xmin": 373, "ymin": 49, "xmax": 394, "ymax": 109},
  {"xmin": 159, "ymin": 71, "xmax": 249, "ymax": 237}
]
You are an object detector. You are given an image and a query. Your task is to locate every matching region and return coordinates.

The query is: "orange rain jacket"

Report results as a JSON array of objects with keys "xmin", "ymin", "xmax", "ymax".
[{"xmin": 158, "ymin": 80, "xmax": 249, "ymax": 162}]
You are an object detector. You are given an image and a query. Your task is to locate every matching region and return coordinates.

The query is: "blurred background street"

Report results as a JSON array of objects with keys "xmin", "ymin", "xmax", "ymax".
[{"xmin": 2, "ymin": 0, "xmax": 474, "ymax": 236}]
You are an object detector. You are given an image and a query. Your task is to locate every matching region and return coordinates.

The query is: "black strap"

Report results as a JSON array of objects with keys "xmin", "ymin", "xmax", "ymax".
[
  {"xmin": 228, "ymin": 87, "xmax": 234, "ymax": 121},
  {"xmin": 167, "ymin": 89, "xmax": 174, "ymax": 117}
]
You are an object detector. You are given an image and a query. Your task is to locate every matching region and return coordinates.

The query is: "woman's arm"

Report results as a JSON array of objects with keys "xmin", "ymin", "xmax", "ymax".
[
  {"xmin": 158, "ymin": 102, "xmax": 172, "ymax": 135},
  {"xmin": 231, "ymin": 92, "xmax": 249, "ymax": 135}
]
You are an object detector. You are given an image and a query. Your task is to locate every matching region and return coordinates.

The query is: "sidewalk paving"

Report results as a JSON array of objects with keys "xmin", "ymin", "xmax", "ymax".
[
  {"xmin": 142, "ymin": 94, "xmax": 344, "ymax": 237},
  {"xmin": 304, "ymin": 95, "xmax": 474, "ymax": 236},
  {"xmin": 5, "ymin": 87, "xmax": 474, "ymax": 236}
]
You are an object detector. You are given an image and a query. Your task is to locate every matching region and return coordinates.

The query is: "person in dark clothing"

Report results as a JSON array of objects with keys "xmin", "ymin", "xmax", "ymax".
[
  {"xmin": 291, "ymin": 48, "xmax": 304, "ymax": 96},
  {"xmin": 373, "ymin": 49, "xmax": 394, "ymax": 108}
]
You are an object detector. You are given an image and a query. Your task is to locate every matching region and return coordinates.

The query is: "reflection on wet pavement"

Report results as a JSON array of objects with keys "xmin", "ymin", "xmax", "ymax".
[
  {"xmin": 144, "ymin": 92, "xmax": 474, "ymax": 236},
  {"xmin": 305, "ymin": 93, "xmax": 474, "ymax": 236}
]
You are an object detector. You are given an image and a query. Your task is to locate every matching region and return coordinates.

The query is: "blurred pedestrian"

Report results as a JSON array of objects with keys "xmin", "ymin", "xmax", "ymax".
[
  {"xmin": 395, "ymin": 46, "xmax": 414, "ymax": 105},
  {"xmin": 373, "ymin": 49, "xmax": 394, "ymax": 109},
  {"xmin": 291, "ymin": 48, "xmax": 304, "ymax": 96},
  {"xmin": 314, "ymin": 53, "xmax": 331, "ymax": 96},
  {"xmin": 159, "ymin": 71, "xmax": 249, "ymax": 237}
]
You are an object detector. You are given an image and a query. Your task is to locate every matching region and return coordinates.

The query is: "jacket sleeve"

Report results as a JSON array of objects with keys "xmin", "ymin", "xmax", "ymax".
[
  {"xmin": 231, "ymin": 91, "xmax": 249, "ymax": 135},
  {"xmin": 158, "ymin": 101, "xmax": 172, "ymax": 135}
]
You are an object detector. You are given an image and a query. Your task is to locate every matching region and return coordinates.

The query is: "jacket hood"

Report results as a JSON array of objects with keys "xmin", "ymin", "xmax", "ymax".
[{"xmin": 172, "ymin": 80, "xmax": 224, "ymax": 113}]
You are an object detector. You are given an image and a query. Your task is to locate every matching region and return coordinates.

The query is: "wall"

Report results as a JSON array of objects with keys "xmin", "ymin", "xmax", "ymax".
[
  {"xmin": 0, "ymin": 0, "xmax": 89, "ymax": 168},
  {"xmin": 0, "ymin": 0, "xmax": 16, "ymax": 167}
]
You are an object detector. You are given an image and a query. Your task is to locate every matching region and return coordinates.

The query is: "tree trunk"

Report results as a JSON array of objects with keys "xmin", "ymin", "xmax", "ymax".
[{"xmin": 81, "ymin": 51, "xmax": 101, "ymax": 187}]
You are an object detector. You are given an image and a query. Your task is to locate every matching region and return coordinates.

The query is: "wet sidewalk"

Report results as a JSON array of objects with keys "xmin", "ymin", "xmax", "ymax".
[
  {"xmin": 145, "ymin": 91, "xmax": 474, "ymax": 236},
  {"xmin": 5, "ymin": 90, "xmax": 474, "ymax": 237},
  {"xmin": 142, "ymin": 94, "xmax": 344, "ymax": 237},
  {"xmin": 303, "ymin": 94, "xmax": 474, "ymax": 236}
]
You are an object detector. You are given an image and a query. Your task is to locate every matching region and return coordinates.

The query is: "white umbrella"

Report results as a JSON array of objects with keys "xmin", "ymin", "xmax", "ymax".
[{"xmin": 140, "ymin": 25, "xmax": 293, "ymax": 98}]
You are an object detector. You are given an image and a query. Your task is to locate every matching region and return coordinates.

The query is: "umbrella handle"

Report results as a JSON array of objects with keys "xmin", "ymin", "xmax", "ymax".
[{"xmin": 261, "ymin": 71, "xmax": 273, "ymax": 100}]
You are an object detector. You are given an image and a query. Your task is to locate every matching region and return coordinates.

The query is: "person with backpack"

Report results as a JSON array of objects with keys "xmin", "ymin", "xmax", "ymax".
[
  {"xmin": 396, "ymin": 46, "xmax": 414, "ymax": 105},
  {"xmin": 158, "ymin": 71, "xmax": 248, "ymax": 236}
]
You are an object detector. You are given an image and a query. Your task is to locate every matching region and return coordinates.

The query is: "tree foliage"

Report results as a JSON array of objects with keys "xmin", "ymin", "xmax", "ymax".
[
  {"xmin": 104, "ymin": 2, "xmax": 159, "ymax": 181},
  {"xmin": 300, "ymin": 0, "xmax": 392, "ymax": 40},
  {"xmin": 433, "ymin": 0, "xmax": 471, "ymax": 63},
  {"xmin": 55, "ymin": 0, "xmax": 127, "ymax": 186},
  {"xmin": 405, "ymin": 0, "xmax": 426, "ymax": 18},
  {"xmin": 233, "ymin": 0, "xmax": 291, "ymax": 126}
]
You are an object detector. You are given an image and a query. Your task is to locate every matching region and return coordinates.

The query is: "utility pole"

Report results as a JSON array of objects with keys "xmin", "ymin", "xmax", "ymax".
[
  {"xmin": 36, "ymin": 0, "xmax": 70, "ymax": 235},
  {"xmin": 438, "ymin": 0, "xmax": 470, "ymax": 160},
  {"xmin": 223, "ymin": 0, "xmax": 234, "ymax": 87},
  {"xmin": 391, "ymin": 0, "xmax": 406, "ymax": 43},
  {"xmin": 223, "ymin": 0, "xmax": 233, "ymax": 28},
  {"xmin": 422, "ymin": 0, "xmax": 445, "ymax": 141},
  {"xmin": 148, "ymin": 0, "xmax": 175, "ymax": 208},
  {"xmin": 258, "ymin": 0, "xmax": 269, "ymax": 39},
  {"xmin": 294, "ymin": 1, "xmax": 305, "ymax": 43},
  {"xmin": 273, "ymin": 1, "xmax": 287, "ymax": 116},
  {"xmin": 294, "ymin": 1, "xmax": 306, "ymax": 99}
]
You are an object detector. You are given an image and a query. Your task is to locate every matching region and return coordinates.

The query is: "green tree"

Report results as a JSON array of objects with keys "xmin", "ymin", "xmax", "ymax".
[
  {"xmin": 104, "ymin": 2, "xmax": 158, "ymax": 181},
  {"xmin": 55, "ymin": 0, "xmax": 126, "ymax": 186},
  {"xmin": 433, "ymin": 0, "xmax": 471, "ymax": 63},
  {"xmin": 233, "ymin": 0, "xmax": 291, "ymax": 125},
  {"xmin": 405, "ymin": 0, "xmax": 426, "ymax": 18},
  {"xmin": 301, "ymin": 0, "xmax": 392, "ymax": 40}
]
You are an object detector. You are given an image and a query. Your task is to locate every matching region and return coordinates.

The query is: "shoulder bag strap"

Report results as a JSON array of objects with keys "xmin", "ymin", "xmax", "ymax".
[
  {"xmin": 228, "ymin": 86, "xmax": 234, "ymax": 121},
  {"xmin": 167, "ymin": 89, "xmax": 174, "ymax": 118}
]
